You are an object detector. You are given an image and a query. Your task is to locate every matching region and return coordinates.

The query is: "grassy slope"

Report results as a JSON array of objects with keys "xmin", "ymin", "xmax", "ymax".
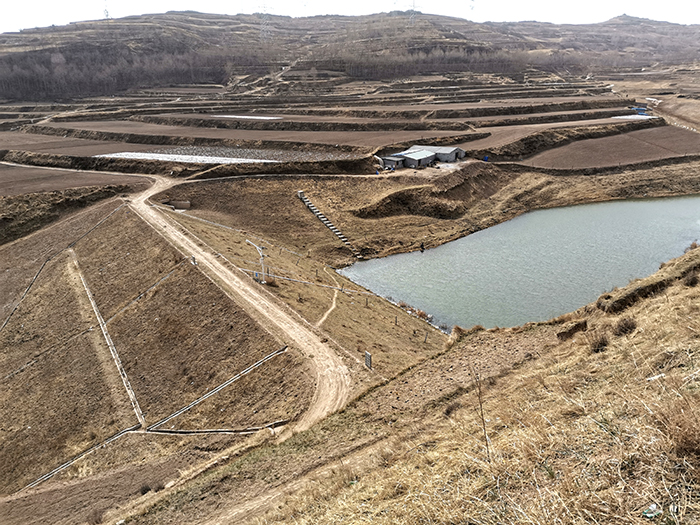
[
  {"xmin": 0, "ymin": 251, "xmax": 136, "ymax": 494},
  {"xmin": 125, "ymin": 246, "xmax": 700, "ymax": 524},
  {"xmin": 258, "ymin": 248, "xmax": 700, "ymax": 524},
  {"xmin": 159, "ymin": 208, "xmax": 447, "ymax": 382},
  {"xmin": 117, "ymin": 163, "xmax": 700, "ymax": 524}
]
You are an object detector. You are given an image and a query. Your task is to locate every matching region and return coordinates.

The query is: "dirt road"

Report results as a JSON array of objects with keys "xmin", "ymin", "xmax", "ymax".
[{"xmin": 129, "ymin": 176, "xmax": 352, "ymax": 431}]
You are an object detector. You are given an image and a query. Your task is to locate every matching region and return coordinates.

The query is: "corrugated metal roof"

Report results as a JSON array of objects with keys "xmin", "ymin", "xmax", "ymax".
[
  {"xmin": 406, "ymin": 145, "xmax": 465, "ymax": 155},
  {"xmin": 399, "ymin": 150, "xmax": 436, "ymax": 161}
]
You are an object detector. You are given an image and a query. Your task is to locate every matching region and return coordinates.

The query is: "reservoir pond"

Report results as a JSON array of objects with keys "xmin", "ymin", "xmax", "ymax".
[{"xmin": 339, "ymin": 196, "xmax": 700, "ymax": 329}]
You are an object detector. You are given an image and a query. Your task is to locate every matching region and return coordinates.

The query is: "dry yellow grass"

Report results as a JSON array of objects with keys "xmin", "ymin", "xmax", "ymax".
[
  {"xmin": 160, "ymin": 207, "xmax": 448, "ymax": 382},
  {"xmin": 257, "ymin": 250, "xmax": 700, "ymax": 524}
]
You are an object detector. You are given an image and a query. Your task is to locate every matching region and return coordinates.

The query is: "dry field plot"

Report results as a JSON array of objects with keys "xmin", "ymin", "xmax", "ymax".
[
  {"xmin": 106, "ymin": 262, "xmax": 294, "ymax": 423},
  {"xmin": 0, "ymin": 131, "xmax": 159, "ymax": 156},
  {"xmin": 72, "ymin": 206, "xmax": 184, "ymax": 320},
  {"xmin": 0, "ymin": 252, "xmax": 136, "ymax": 494},
  {"xmin": 0, "ymin": 163, "xmax": 150, "ymax": 196},
  {"xmin": 456, "ymin": 117, "xmax": 646, "ymax": 151},
  {"xmin": 41, "ymin": 120, "xmax": 472, "ymax": 149},
  {"xmin": 0, "ymin": 199, "xmax": 123, "ymax": 320},
  {"xmin": 275, "ymin": 96, "xmax": 623, "ymax": 117},
  {"xmin": 524, "ymin": 125, "xmax": 700, "ymax": 168},
  {"xmin": 0, "ymin": 251, "xmax": 93, "ymax": 374},
  {"xmin": 171, "ymin": 350, "xmax": 312, "ymax": 430}
]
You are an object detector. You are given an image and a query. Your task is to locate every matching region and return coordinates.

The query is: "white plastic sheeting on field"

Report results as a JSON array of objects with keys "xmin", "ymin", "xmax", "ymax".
[{"xmin": 94, "ymin": 152, "xmax": 279, "ymax": 164}]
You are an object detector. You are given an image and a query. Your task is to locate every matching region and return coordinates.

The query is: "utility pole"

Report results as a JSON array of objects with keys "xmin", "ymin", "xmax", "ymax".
[{"xmin": 247, "ymin": 240, "xmax": 267, "ymax": 284}]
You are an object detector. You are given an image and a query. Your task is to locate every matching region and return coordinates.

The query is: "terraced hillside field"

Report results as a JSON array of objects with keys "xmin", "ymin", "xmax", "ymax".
[{"xmin": 3, "ymin": 62, "xmax": 700, "ymax": 525}]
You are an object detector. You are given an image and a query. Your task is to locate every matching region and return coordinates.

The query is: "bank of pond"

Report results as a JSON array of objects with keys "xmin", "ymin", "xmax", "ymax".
[{"xmin": 340, "ymin": 195, "xmax": 700, "ymax": 329}]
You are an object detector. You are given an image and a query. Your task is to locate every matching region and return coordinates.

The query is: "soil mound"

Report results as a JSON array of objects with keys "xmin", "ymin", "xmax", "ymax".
[
  {"xmin": 353, "ymin": 163, "xmax": 516, "ymax": 220},
  {"xmin": 596, "ymin": 245, "xmax": 700, "ymax": 313},
  {"xmin": 0, "ymin": 186, "xmax": 127, "ymax": 245}
]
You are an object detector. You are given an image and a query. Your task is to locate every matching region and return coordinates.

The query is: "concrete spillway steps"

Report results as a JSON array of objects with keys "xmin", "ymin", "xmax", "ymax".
[{"xmin": 297, "ymin": 190, "xmax": 362, "ymax": 259}]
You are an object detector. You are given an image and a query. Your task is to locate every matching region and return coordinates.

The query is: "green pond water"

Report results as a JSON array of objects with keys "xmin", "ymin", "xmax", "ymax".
[{"xmin": 339, "ymin": 196, "xmax": 700, "ymax": 329}]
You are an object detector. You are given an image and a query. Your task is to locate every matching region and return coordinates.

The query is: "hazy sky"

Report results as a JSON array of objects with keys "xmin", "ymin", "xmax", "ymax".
[{"xmin": 2, "ymin": 0, "xmax": 699, "ymax": 34}]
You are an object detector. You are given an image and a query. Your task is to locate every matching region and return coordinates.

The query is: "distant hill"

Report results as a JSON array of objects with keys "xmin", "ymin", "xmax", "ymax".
[{"xmin": 0, "ymin": 11, "xmax": 698, "ymax": 100}]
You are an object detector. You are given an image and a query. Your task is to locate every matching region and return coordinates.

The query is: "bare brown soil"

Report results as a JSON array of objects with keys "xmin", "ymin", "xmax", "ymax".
[
  {"xmin": 37, "ymin": 120, "xmax": 475, "ymax": 149},
  {"xmin": 523, "ymin": 126, "xmax": 700, "ymax": 168},
  {"xmin": 0, "ymin": 186, "xmax": 133, "ymax": 246},
  {"xmin": 274, "ymin": 96, "xmax": 625, "ymax": 119},
  {"xmin": 0, "ymin": 198, "xmax": 123, "ymax": 319},
  {"xmin": 464, "ymin": 118, "xmax": 665, "ymax": 160},
  {"xmin": 136, "ymin": 113, "xmax": 473, "ymax": 132},
  {"xmin": 0, "ymin": 251, "xmax": 136, "ymax": 494},
  {"xmin": 0, "ymin": 163, "xmax": 151, "ymax": 196},
  {"xmin": 453, "ymin": 117, "xmax": 640, "ymax": 151},
  {"xmin": 0, "ymin": 131, "xmax": 160, "ymax": 156}
]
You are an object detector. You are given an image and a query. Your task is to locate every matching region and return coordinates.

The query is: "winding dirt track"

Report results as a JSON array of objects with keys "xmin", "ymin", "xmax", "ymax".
[{"xmin": 129, "ymin": 176, "xmax": 352, "ymax": 432}]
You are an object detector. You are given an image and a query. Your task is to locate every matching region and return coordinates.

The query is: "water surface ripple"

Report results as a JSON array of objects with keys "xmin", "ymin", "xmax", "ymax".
[{"xmin": 340, "ymin": 196, "xmax": 700, "ymax": 329}]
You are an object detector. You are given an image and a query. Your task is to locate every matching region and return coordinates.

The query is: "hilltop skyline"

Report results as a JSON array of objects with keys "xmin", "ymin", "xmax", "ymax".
[{"xmin": 2, "ymin": 0, "xmax": 699, "ymax": 34}]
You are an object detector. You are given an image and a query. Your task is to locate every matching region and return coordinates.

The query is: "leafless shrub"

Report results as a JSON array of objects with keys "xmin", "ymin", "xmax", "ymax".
[
  {"xmin": 589, "ymin": 332, "xmax": 609, "ymax": 353},
  {"xmin": 684, "ymin": 272, "xmax": 699, "ymax": 287},
  {"xmin": 139, "ymin": 483, "xmax": 151, "ymax": 495},
  {"xmin": 415, "ymin": 309, "xmax": 429, "ymax": 320},
  {"xmin": 444, "ymin": 401, "xmax": 462, "ymax": 417},
  {"xmin": 86, "ymin": 509, "xmax": 104, "ymax": 525},
  {"xmin": 685, "ymin": 241, "xmax": 699, "ymax": 253},
  {"xmin": 613, "ymin": 317, "xmax": 637, "ymax": 336}
]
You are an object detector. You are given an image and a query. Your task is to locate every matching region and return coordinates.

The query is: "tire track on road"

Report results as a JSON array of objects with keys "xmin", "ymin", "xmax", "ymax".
[{"xmin": 129, "ymin": 177, "xmax": 352, "ymax": 432}]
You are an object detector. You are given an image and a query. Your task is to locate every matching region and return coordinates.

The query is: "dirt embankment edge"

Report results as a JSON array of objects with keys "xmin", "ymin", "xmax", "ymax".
[
  {"xmin": 19, "ymin": 124, "xmax": 367, "ymax": 154},
  {"xmin": 0, "ymin": 150, "xmax": 377, "ymax": 177},
  {"xmin": 466, "ymin": 118, "xmax": 665, "ymax": 161},
  {"xmin": 0, "ymin": 185, "xmax": 129, "ymax": 245},
  {"xmin": 131, "ymin": 115, "xmax": 474, "ymax": 132}
]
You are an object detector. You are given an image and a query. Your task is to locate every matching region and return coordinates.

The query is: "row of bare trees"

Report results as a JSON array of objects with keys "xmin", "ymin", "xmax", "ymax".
[{"xmin": 0, "ymin": 43, "xmax": 267, "ymax": 100}]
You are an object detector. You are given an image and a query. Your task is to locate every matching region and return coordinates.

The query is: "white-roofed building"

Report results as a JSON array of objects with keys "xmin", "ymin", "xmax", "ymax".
[
  {"xmin": 404, "ymin": 145, "xmax": 466, "ymax": 162},
  {"xmin": 397, "ymin": 149, "xmax": 436, "ymax": 168}
]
